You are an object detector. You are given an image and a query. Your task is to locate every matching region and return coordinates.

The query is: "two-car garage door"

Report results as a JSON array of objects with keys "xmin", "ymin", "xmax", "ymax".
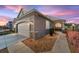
[{"xmin": 17, "ymin": 22, "xmax": 30, "ymax": 37}]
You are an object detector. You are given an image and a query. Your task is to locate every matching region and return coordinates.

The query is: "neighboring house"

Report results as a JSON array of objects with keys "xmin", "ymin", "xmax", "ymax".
[
  {"xmin": 64, "ymin": 23, "xmax": 76, "ymax": 31},
  {"xmin": 6, "ymin": 21, "xmax": 13, "ymax": 31},
  {"xmin": 13, "ymin": 8, "xmax": 65, "ymax": 39}
]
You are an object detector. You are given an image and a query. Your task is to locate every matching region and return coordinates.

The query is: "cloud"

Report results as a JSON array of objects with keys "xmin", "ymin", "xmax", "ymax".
[
  {"xmin": 66, "ymin": 20, "xmax": 79, "ymax": 24},
  {"xmin": 68, "ymin": 17, "xmax": 79, "ymax": 20},
  {"xmin": 66, "ymin": 20, "xmax": 74, "ymax": 23},
  {"xmin": 41, "ymin": 9, "xmax": 60, "ymax": 16},
  {"xmin": 66, "ymin": 17, "xmax": 79, "ymax": 24},
  {"xmin": 52, "ymin": 10, "xmax": 79, "ymax": 16},
  {"xmin": 4, "ymin": 5, "xmax": 23, "ymax": 13},
  {"xmin": 0, "ymin": 16, "xmax": 10, "ymax": 26},
  {"xmin": 37, "ymin": 5, "xmax": 79, "ymax": 17},
  {"xmin": 40, "ymin": 9, "xmax": 79, "ymax": 17}
]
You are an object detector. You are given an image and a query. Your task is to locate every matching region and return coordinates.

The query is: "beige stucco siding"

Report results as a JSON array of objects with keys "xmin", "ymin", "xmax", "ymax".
[
  {"xmin": 34, "ymin": 15, "xmax": 46, "ymax": 31},
  {"xmin": 34, "ymin": 14, "xmax": 49, "ymax": 39}
]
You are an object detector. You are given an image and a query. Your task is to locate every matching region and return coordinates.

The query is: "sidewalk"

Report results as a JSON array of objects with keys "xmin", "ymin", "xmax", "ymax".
[{"xmin": 49, "ymin": 32, "xmax": 70, "ymax": 53}]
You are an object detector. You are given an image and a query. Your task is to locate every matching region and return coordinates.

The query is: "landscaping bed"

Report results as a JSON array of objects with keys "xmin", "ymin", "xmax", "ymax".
[
  {"xmin": 22, "ymin": 34, "xmax": 57, "ymax": 53},
  {"xmin": 66, "ymin": 31, "xmax": 79, "ymax": 53}
]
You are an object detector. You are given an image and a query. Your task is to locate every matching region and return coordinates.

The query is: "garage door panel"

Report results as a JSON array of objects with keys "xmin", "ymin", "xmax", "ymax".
[{"xmin": 18, "ymin": 22, "xmax": 30, "ymax": 37}]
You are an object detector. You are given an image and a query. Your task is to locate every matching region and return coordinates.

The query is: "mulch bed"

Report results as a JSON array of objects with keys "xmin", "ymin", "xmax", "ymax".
[
  {"xmin": 0, "ymin": 48, "xmax": 9, "ymax": 53},
  {"xmin": 22, "ymin": 34, "xmax": 57, "ymax": 53}
]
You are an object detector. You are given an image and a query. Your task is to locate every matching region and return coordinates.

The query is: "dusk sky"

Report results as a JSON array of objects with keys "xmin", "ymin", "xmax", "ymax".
[{"xmin": 0, "ymin": 5, "xmax": 79, "ymax": 26}]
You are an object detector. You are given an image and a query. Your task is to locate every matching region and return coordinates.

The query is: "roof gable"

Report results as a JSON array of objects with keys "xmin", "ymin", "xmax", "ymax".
[
  {"xmin": 17, "ymin": 8, "xmax": 27, "ymax": 18},
  {"xmin": 16, "ymin": 8, "xmax": 64, "ymax": 22},
  {"xmin": 16, "ymin": 8, "xmax": 53, "ymax": 22}
]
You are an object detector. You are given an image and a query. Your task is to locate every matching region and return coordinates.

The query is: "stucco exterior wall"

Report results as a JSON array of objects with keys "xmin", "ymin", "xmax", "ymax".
[
  {"xmin": 14, "ymin": 11, "xmax": 54, "ymax": 39},
  {"xmin": 14, "ymin": 15, "xmax": 34, "ymax": 26},
  {"xmin": 34, "ymin": 14, "xmax": 49, "ymax": 39}
]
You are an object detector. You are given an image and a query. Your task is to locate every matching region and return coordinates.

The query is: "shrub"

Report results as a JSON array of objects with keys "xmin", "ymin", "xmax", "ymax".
[{"xmin": 49, "ymin": 28, "xmax": 54, "ymax": 36}]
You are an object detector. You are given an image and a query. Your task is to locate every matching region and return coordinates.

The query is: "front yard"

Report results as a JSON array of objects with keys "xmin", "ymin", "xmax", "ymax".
[{"xmin": 22, "ymin": 34, "xmax": 57, "ymax": 53}]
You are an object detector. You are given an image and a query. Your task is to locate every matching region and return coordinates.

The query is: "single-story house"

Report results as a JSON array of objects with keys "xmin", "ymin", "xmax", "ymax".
[
  {"xmin": 6, "ymin": 21, "xmax": 13, "ymax": 31},
  {"xmin": 13, "ymin": 8, "xmax": 65, "ymax": 39}
]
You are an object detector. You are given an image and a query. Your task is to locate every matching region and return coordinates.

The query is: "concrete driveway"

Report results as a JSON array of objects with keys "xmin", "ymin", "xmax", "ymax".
[{"xmin": 0, "ymin": 33, "xmax": 26, "ymax": 50}]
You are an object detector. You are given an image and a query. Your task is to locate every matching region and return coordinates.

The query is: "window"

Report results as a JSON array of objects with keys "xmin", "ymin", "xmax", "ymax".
[{"xmin": 46, "ymin": 20, "xmax": 50, "ymax": 29}]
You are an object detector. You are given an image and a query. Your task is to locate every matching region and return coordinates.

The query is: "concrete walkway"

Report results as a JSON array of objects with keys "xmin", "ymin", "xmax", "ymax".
[
  {"xmin": 50, "ymin": 32, "xmax": 70, "ymax": 53},
  {"xmin": 8, "ymin": 41, "xmax": 34, "ymax": 53}
]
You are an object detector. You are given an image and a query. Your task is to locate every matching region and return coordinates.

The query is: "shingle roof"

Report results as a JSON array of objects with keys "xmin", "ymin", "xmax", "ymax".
[
  {"xmin": 16, "ymin": 8, "xmax": 65, "ymax": 22},
  {"xmin": 46, "ymin": 15, "xmax": 65, "ymax": 22}
]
